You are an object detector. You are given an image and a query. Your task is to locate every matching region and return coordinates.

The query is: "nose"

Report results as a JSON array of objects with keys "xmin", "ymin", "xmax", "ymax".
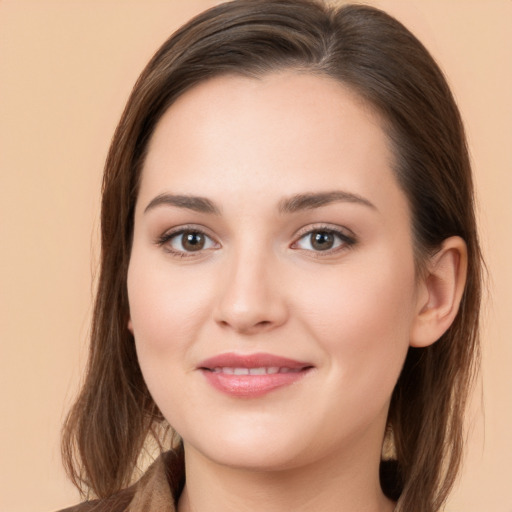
[{"xmin": 213, "ymin": 249, "xmax": 288, "ymax": 335}]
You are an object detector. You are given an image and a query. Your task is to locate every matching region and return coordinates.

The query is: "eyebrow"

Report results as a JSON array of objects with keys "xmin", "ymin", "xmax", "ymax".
[
  {"xmin": 278, "ymin": 191, "xmax": 376, "ymax": 213},
  {"xmin": 144, "ymin": 194, "xmax": 221, "ymax": 215},
  {"xmin": 143, "ymin": 190, "xmax": 375, "ymax": 216}
]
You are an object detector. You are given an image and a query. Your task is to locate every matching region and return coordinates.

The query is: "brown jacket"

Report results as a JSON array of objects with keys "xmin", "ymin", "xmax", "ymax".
[{"xmin": 58, "ymin": 451, "xmax": 184, "ymax": 512}]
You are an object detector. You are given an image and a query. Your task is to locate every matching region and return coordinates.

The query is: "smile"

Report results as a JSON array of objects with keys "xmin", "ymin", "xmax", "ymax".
[
  {"xmin": 198, "ymin": 353, "xmax": 313, "ymax": 398},
  {"xmin": 210, "ymin": 367, "xmax": 303, "ymax": 375}
]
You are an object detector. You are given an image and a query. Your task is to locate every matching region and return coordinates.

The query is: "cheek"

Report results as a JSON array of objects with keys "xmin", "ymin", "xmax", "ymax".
[
  {"xmin": 127, "ymin": 254, "xmax": 214, "ymax": 360},
  {"xmin": 296, "ymin": 254, "xmax": 416, "ymax": 391},
  {"xmin": 126, "ymin": 257, "xmax": 216, "ymax": 425},
  {"xmin": 303, "ymin": 260, "xmax": 413, "ymax": 334}
]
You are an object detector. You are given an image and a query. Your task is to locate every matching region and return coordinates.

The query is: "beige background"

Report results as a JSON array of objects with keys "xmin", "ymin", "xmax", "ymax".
[{"xmin": 0, "ymin": 1, "xmax": 510, "ymax": 511}]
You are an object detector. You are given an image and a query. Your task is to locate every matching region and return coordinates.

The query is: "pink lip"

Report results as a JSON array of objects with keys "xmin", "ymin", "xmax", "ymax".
[{"xmin": 198, "ymin": 352, "xmax": 313, "ymax": 398}]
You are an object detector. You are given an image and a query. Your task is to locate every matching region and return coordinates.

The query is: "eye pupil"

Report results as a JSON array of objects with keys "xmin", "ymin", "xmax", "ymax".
[
  {"xmin": 182, "ymin": 232, "xmax": 205, "ymax": 251},
  {"xmin": 311, "ymin": 231, "xmax": 334, "ymax": 251}
]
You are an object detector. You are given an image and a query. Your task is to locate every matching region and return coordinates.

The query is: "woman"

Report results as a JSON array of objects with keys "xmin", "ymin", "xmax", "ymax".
[{"xmin": 60, "ymin": 1, "xmax": 482, "ymax": 511}]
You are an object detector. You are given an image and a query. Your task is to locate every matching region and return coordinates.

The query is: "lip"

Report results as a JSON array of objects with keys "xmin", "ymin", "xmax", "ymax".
[{"xmin": 198, "ymin": 352, "xmax": 314, "ymax": 398}]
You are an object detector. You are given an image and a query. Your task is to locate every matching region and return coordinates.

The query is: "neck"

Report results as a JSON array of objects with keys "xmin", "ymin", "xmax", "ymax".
[{"xmin": 177, "ymin": 443, "xmax": 395, "ymax": 512}]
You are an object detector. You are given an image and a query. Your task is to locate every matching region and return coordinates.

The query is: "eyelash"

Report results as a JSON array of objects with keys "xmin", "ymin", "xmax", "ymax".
[
  {"xmin": 291, "ymin": 225, "xmax": 357, "ymax": 256},
  {"xmin": 156, "ymin": 225, "xmax": 219, "ymax": 258},
  {"xmin": 156, "ymin": 224, "xmax": 357, "ymax": 258}
]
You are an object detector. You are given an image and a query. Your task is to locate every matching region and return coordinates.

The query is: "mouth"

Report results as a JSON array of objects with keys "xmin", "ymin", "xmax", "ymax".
[
  {"xmin": 209, "ymin": 366, "xmax": 304, "ymax": 375},
  {"xmin": 198, "ymin": 353, "xmax": 314, "ymax": 398}
]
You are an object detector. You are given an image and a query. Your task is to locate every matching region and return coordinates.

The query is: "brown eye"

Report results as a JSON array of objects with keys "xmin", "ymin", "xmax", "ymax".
[
  {"xmin": 293, "ymin": 227, "xmax": 355, "ymax": 253},
  {"xmin": 165, "ymin": 229, "xmax": 217, "ymax": 254},
  {"xmin": 181, "ymin": 231, "xmax": 205, "ymax": 251},
  {"xmin": 310, "ymin": 231, "xmax": 335, "ymax": 251}
]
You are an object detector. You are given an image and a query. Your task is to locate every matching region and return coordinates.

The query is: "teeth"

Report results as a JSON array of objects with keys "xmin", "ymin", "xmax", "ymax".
[
  {"xmin": 212, "ymin": 367, "xmax": 302, "ymax": 375},
  {"xmin": 249, "ymin": 367, "xmax": 266, "ymax": 375}
]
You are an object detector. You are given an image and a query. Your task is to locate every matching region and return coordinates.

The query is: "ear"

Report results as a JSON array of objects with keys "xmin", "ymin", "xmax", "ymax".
[
  {"xmin": 127, "ymin": 317, "xmax": 134, "ymax": 334},
  {"xmin": 409, "ymin": 236, "xmax": 468, "ymax": 348}
]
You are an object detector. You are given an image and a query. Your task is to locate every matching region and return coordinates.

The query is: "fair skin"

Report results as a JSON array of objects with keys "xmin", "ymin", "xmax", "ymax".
[{"xmin": 127, "ymin": 71, "xmax": 467, "ymax": 512}]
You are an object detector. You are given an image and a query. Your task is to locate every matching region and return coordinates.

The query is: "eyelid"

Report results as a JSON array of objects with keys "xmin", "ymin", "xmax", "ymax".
[
  {"xmin": 293, "ymin": 222, "xmax": 356, "ymax": 240},
  {"xmin": 290, "ymin": 223, "xmax": 357, "ymax": 254},
  {"xmin": 156, "ymin": 224, "xmax": 221, "ymax": 257}
]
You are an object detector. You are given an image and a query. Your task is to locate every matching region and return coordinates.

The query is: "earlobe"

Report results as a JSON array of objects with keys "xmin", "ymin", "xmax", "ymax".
[
  {"xmin": 128, "ymin": 318, "xmax": 134, "ymax": 334},
  {"xmin": 410, "ymin": 236, "xmax": 468, "ymax": 348}
]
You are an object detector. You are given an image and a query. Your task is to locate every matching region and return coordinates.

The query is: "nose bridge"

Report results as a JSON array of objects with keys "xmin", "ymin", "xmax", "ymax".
[{"xmin": 214, "ymin": 238, "xmax": 287, "ymax": 333}]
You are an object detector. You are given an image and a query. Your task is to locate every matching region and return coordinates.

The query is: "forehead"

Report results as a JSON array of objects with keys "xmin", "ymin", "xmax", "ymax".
[{"xmin": 139, "ymin": 71, "xmax": 404, "ymax": 217}]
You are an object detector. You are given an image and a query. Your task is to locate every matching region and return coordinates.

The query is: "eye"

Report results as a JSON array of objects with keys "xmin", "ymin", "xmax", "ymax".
[
  {"xmin": 158, "ymin": 228, "xmax": 218, "ymax": 256},
  {"xmin": 292, "ymin": 227, "xmax": 355, "ymax": 253}
]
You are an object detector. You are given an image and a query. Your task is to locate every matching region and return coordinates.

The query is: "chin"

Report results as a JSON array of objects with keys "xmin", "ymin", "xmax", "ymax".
[
  {"xmin": 180, "ymin": 422, "xmax": 311, "ymax": 471},
  {"xmin": 194, "ymin": 443, "xmax": 306, "ymax": 472},
  {"xmin": 180, "ymin": 416, "xmax": 344, "ymax": 474}
]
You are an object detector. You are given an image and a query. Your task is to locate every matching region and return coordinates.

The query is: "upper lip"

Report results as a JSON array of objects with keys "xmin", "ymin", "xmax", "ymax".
[{"xmin": 198, "ymin": 352, "xmax": 313, "ymax": 371}]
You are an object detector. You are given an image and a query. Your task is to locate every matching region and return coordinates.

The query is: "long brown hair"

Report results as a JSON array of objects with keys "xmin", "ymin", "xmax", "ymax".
[{"xmin": 62, "ymin": 2, "xmax": 482, "ymax": 511}]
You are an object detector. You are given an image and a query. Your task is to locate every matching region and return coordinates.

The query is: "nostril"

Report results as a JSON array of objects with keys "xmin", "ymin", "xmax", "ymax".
[
  {"xmin": 217, "ymin": 317, "xmax": 274, "ymax": 334},
  {"xmin": 256, "ymin": 320, "xmax": 271, "ymax": 327}
]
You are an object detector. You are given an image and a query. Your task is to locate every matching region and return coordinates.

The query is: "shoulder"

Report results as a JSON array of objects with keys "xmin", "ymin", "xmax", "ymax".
[
  {"xmin": 55, "ymin": 449, "xmax": 183, "ymax": 512},
  {"xmin": 55, "ymin": 486, "xmax": 134, "ymax": 512}
]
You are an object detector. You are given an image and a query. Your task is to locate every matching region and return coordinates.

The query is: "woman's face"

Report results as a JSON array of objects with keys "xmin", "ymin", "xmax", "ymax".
[{"xmin": 128, "ymin": 72, "xmax": 423, "ymax": 472}]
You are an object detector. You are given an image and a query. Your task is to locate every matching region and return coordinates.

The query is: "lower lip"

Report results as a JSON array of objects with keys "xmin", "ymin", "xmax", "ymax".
[{"xmin": 201, "ymin": 369, "xmax": 311, "ymax": 398}]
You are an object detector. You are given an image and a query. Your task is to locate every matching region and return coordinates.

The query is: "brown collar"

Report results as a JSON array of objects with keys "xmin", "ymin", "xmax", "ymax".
[
  {"xmin": 127, "ymin": 452, "xmax": 179, "ymax": 512},
  {"xmin": 57, "ymin": 450, "xmax": 184, "ymax": 512}
]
